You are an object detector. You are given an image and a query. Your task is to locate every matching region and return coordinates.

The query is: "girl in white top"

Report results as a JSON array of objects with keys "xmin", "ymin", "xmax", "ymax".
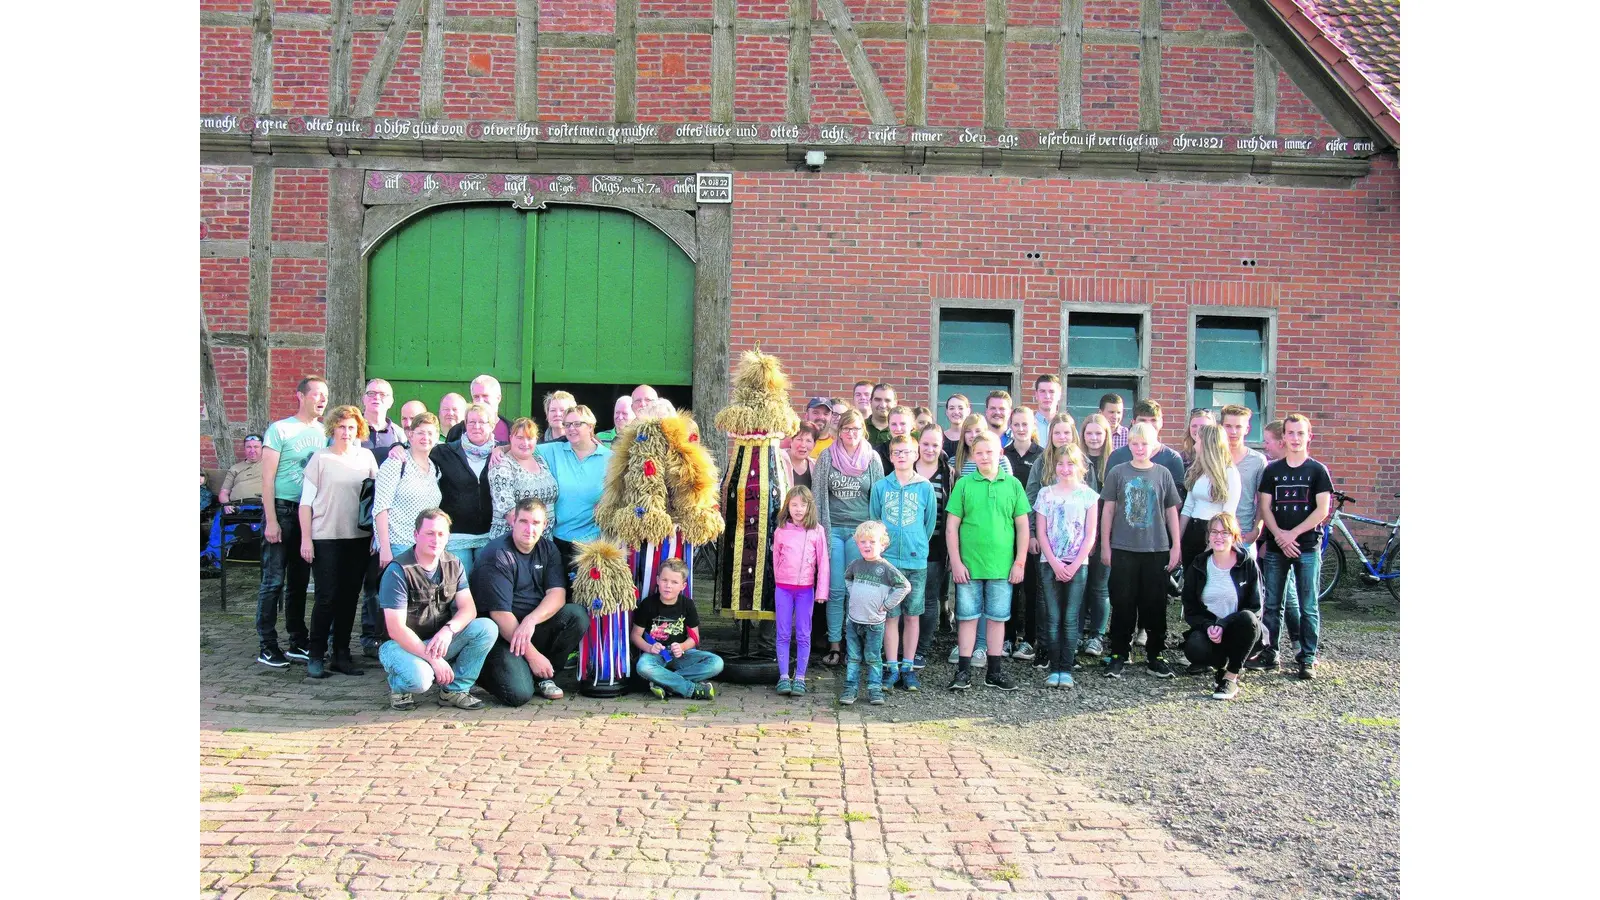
[{"xmin": 1179, "ymin": 423, "xmax": 1241, "ymax": 571}]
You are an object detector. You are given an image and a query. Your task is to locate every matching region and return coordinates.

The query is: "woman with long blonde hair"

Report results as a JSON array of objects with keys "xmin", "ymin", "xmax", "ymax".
[
  {"xmin": 952, "ymin": 413, "xmax": 1013, "ymax": 478},
  {"xmin": 1076, "ymin": 413, "xmax": 1114, "ymax": 657},
  {"xmin": 1178, "ymin": 423, "xmax": 1240, "ymax": 571}
]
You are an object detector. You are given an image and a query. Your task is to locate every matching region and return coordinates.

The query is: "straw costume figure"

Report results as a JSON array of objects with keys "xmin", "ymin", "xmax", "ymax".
[
  {"xmin": 714, "ymin": 348, "xmax": 801, "ymax": 629},
  {"xmin": 578, "ymin": 407, "xmax": 723, "ymax": 697}
]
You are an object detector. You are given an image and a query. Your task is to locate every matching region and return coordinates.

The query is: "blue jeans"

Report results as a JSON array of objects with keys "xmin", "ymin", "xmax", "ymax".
[
  {"xmin": 826, "ymin": 526, "xmax": 863, "ymax": 643},
  {"xmin": 844, "ymin": 620, "xmax": 885, "ymax": 690},
  {"xmin": 635, "ymin": 648, "xmax": 724, "ymax": 698},
  {"xmin": 445, "ymin": 541, "xmax": 482, "ymax": 580},
  {"xmin": 920, "ymin": 557, "xmax": 946, "ymax": 642},
  {"xmin": 256, "ymin": 499, "xmax": 311, "ymax": 650},
  {"xmin": 1084, "ymin": 551, "xmax": 1111, "ymax": 637},
  {"xmin": 1260, "ymin": 548, "xmax": 1319, "ymax": 662},
  {"xmin": 378, "ymin": 618, "xmax": 497, "ymax": 694},
  {"xmin": 1039, "ymin": 561, "xmax": 1089, "ymax": 673}
]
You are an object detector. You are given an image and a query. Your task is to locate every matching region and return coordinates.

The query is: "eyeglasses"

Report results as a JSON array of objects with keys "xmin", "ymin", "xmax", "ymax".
[{"xmin": 364, "ymin": 390, "xmax": 391, "ymax": 399}]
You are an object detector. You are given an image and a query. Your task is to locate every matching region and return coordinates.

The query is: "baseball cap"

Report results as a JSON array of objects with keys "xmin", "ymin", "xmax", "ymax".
[{"xmin": 806, "ymin": 397, "xmax": 830, "ymax": 410}]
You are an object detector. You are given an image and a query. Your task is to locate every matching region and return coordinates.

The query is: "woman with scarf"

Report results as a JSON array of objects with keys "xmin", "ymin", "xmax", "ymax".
[
  {"xmin": 431, "ymin": 403, "xmax": 499, "ymax": 578},
  {"xmin": 812, "ymin": 409, "xmax": 884, "ymax": 667}
]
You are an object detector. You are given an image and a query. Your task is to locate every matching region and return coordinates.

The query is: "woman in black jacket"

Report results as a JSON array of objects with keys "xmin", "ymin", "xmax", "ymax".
[{"xmin": 1181, "ymin": 512, "xmax": 1264, "ymax": 700}]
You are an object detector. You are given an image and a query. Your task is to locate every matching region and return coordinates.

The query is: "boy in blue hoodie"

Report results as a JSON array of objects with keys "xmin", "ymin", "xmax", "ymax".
[{"xmin": 869, "ymin": 434, "xmax": 938, "ymax": 691}]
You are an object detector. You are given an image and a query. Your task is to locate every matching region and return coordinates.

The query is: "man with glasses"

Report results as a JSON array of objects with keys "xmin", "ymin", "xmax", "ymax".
[
  {"xmin": 446, "ymin": 375, "xmax": 513, "ymax": 444},
  {"xmin": 360, "ymin": 378, "xmax": 405, "ymax": 457}
]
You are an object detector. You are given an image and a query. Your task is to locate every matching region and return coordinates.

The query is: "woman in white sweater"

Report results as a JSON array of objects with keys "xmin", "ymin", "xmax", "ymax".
[{"xmin": 1178, "ymin": 424, "xmax": 1240, "ymax": 572}]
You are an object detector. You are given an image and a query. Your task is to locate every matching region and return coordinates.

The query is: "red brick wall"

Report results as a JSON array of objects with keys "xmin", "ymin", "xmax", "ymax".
[
  {"xmin": 1277, "ymin": 69, "xmax": 1341, "ymax": 137},
  {"xmin": 269, "ymin": 259, "xmax": 329, "ymax": 333},
  {"xmin": 538, "ymin": 49, "xmax": 615, "ymax": 120},
  {"xmin": 1081, "ymin": 44, "xmax": 1141, "ymax": 130},
  {"xmin": 444, "ymin": 34, "xmax": 518, "ymax": 118},
  {"xmin": 543, "ymin": 0, "xmax": 613, "ymax": 30},
  {"xmin": 1006, "ymin": 43, "xmax": 1059, "ymax": 128},
  {"xmin": 1164, "ymin": 0, "xmax": 1249, "ymax": 31},
  {"xmin": 271, "ymin": 169, "xmax": 329, "ymax": 242},
  {"xmin": 350, "ymin": 31, "xmax": 423, "ymax": 118},
  {"xmin": 274, "ymin": 29, "xmax": 332, "ymax": 113},
  {"xmin": 734, "ymin": 35, "xmax": 790, "ymax": 122},
  {"xmin": 926, "ymin": 41, "xmax": 983, "ymax": 127},
  {"xmin": 637, "ymin": 33, "xmax": 713, "ymax": 121},
  {"xmin": 1162, "ymin": 46, "xmax": 1254, "ymax": 131},
  {"xmin": 201, "ymin": 259, "xmax": 251, "ymax": 334},
  {"xmin": 1084, "ymin": 0, "xmax": 1141, "ymax": 30},
  {"xmin": 200, "ymin": 166, "xmax": 251, "ymax": 240},
  {"xmin": 200, "ymin": 26, "xmax": 251, "ymax": 114},
  {"xmin": 725, "ymin": 160, "xmax": 1402, "ymax": 520}
]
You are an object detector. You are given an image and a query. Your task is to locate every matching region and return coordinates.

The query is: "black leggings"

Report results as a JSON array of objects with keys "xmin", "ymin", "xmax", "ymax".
[
  {"xmin": 1183, "ymin": 611, "xmax": 1263, "ymax": 675},
  {"xmin": 1180, "ymin": 518, "xmax": 1212, "ymax": 572},
  {"xmin": 1109, "ymin": 549, "xmax": 1170, "ymax": 661},
  {"xmin": 309, "ymin": 537, "xmax": 370, "ymax": 659}
]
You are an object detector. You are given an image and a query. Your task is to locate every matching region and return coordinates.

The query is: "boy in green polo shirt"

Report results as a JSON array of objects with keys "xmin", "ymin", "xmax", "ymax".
[{"xmin": 945, "ymin": 431, "xmax": 1031, "ymax": 691}]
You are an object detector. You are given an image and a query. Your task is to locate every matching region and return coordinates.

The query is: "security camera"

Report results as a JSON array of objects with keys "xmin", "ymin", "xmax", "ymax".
[{"xmin": 804, "ymin": 150, "xmax": 827, "ymax": 171}]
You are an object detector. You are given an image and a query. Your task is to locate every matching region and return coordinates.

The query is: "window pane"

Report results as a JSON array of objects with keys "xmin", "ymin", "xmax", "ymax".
[
  {"xmin": 1195, "ymin": 317, "xmax": 1266, "ymax": 373},
  {"xmin": 938, "ymin": 308, "xmax": 1013, "ymax": 366},
  {"xmin": 1067, "ymin": 313, "xmax": 1141, "ymax": 370},
  {"xmin": 1194, "ymin": 379, "xmax": 1263, "ymax": 443},
  {"xmin": 1066, "ymin": 377, "xmax": 1138, "ymax": 427},
  {"xmin": 937, "ymin": 373, "xmax": 1014, "ymax": 414}
]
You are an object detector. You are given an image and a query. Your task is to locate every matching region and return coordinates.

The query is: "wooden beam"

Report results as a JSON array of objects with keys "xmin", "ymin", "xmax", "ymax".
[
  {"xmin": 1253, "ymin": 41, "xmax": 1279, "ymax": 134},
  {"xmin": 1221, "ymin": 0, "xmax": 1374, "ymax": 139},
  {"xmin": 905, "ymin": 0, "xmax": 928, "ymax": 126},
  {"xmin": 816, "ymin": 0, "xmax": 896, "ymax": 125},
  {"xmin": 786, "ymin": 0, "xmax": 811, "ymax": 124},
  {"xmin": 201, "ymin": 314, "xmax": 237, "ymax": 469},
  {"xmin": 984, "ymin": 0, "xmax": 1007, "ymax": 129},
  {"xmin": 329, "ymin": 0, "xmax": 354, "ymax": 116},
  {"xmin": 251, "ymin": 0, "xmax": 275, "ymax": 115},
  {"xmin": 247, "ymin": 164, "xmax": 274, "ymax": 436},
  {"xmin": 1139, "ymin": 0, "xmax": 1162, "ymax": 132},
  {"xmin": 325, "ymin": 169, "xmax": 367, "ymax": 407},
  {"xmin": 515, "ymin": 0, "xmax": 539, "ymax": 121},
  {"xmin": 614, "ymin": 0, "xmax": 638, "ymax": 123},
  {"xmin": 1059, "ymin": 0, "xmax": 1083, "ymax": 128},
  {"xmin": 711, "ymin": 0, "xmax": 735, "ymax": 123},
  {"xmin": 421, "ymin": 0, "xmax": 445, "ymax": 118},
  {"xmin": 692, "ymin": 204, "xmax": 733, "ymax": 466},
  {"xmin": 352, "ymin": 0, "xmax": 427, "ymax": 118}
]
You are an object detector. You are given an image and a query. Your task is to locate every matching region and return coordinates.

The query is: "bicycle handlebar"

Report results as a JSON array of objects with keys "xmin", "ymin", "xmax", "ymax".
[{"xmin": 1332, "ymin": 490, "xmax": 1356, "ymax": 506}]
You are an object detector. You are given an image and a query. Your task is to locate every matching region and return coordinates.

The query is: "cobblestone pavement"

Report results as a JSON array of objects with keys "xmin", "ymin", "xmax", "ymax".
[{"xmin": 200, "ymin": 584, "xmax": 1252, "ymax": 898}]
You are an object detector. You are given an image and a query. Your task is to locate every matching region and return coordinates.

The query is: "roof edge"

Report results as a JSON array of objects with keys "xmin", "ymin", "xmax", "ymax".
[{"xmin": 1262, "ymin": 0, "xmax": 1400, "ymax": 146}]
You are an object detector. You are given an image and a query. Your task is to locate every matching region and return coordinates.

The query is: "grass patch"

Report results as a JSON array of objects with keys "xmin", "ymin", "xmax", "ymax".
[
  {"xmin": 787, "ymin": 756, "xmax": 840, "ymax": 766},
  {"xmin": 891, "ymin": 877, "xmax": 912, "ymax": 893},
  {"xmin": 1344, "ymin": 715, "xmax": 1400, "ymax": 728},
  {"xmin": 199, "ymin": 820, "xmax": 222, "ymax": 832},
  {"xmin": 200, "ymin": 785, "xmax": 244, "ymax": 802},
  {"xmin": 991, "ymin": 862, "xmax": 1022, "ymax": 882},
  {"xmin": 608, "ymin": 712, "xmax": 634, "ymax": 720},
  {"xmin": 684, "ymin": 704, "xmax": 700, "ymax": 713},
  {"xmin": 840, "ymin": 811, "xmax": 873, "ymax": 823},
  {"xmin": 224, "ymin": 728, "xmax": 249, "ymax": 734}
]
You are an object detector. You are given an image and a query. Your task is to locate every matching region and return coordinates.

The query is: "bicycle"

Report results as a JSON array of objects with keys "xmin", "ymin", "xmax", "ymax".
[{"xmin": 1316, "ymin": 490, "xmax": 1399, "ymax": 601}]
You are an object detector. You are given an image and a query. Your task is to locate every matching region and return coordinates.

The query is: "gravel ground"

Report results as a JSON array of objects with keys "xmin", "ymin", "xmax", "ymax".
[{"xmin": 850, "ymin": 587, "xmax": 1401, "ymax": 899}]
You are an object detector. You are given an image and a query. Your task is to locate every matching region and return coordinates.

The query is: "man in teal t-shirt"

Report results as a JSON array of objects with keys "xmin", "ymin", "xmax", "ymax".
[
  {"xmin": 254, "ymin": 376, "xmax": 329, "ymax": 669},
  {"xmin": 944, "ymin": 431, "xmax": 1030, "ymax": 692}
]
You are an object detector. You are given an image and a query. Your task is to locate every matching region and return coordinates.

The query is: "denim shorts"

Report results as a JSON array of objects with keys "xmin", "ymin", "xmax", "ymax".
[
  {"xmin": 954, "ymin": 578, "xmax": 1012, "ymax": 623},
  {"xmin": 885, "ymin": 567, "xmax": 928, "ymax": 618}
]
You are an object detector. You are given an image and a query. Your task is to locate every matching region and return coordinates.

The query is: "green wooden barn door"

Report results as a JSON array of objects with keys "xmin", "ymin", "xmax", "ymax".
[
  {"xmin": 367, "ymin": 204, "xmax": 694, "ymax": 421},
  {"xmin": 366, "ymin": 205, "xmax": 530, "ymax": 417},
  {"xmin": 531, "ymin": 207, "xmax": 695, "ymax": 386}
]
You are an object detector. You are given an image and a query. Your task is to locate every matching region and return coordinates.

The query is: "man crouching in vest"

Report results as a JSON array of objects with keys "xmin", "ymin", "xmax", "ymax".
[{"xmin": 376, "ymin": 508, "xmax": 498, "ymax": 710}]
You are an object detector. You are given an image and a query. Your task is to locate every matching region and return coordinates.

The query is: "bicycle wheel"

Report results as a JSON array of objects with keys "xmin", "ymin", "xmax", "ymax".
[
  {"xmin": 1381, "ymin": 538, "xmax": 1399, "ymax": 601},
  {"xmin": 1317, "ymin": 537, "xmax": 1344, "ymax": 601}
]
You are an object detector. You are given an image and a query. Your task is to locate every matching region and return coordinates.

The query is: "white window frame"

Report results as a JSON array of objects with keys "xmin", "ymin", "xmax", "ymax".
[
  {"xmin": 930, "ymin": 298, "xmax": 1024, "ymax": 407},
  {"xmin": 1186, "ymin": 306, "xmax": 1278, "ymax": 445}
]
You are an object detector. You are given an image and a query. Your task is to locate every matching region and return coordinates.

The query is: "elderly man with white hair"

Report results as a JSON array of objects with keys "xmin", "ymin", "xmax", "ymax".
[
  {"xmin": 596, "ymin": 395, "xmax": 636, "ymax": 445},
  {"xmin": 447, "ymin": 375, "xmax": 513, "ymax": 444},
  {"xmin": 630, "ymin": 384, "xmax": 659, "ymax": 418}
]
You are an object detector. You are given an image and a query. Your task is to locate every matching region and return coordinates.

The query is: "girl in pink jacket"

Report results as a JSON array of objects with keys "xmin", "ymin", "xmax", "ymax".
[{"xmin": 772, "ymin": 486, "xmax": 830, "ymax": 696}]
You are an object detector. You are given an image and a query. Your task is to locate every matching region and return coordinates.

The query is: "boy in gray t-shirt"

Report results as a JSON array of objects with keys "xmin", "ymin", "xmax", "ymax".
[{"xmin": 1097, "ymin": 423, "xmax": 1183, "ymax": 678}]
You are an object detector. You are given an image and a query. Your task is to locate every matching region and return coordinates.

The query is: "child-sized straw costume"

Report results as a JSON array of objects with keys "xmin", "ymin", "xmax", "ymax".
[
  {"xmin": 714, "ymin": 348, "xmax": 800, "ymax": 621},
  {"xmin": 577, "ymin": 407, "xmax": 724, "ymax": 697}
]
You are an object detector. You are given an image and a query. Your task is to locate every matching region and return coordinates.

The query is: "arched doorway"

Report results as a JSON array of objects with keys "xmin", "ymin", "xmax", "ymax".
[{"xmin": 365, "ymin": 203, "xmax": 696, "ymax": 429}]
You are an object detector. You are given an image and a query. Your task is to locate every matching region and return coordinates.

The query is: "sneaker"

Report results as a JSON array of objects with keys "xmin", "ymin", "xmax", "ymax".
[
  {"xmin": 867, "ymin": 688, "xmax": 885, "ymax": 705},
  {"xmin": 1212, "ymin": 678, "xmax": 1240, "ymax": 700},
  {"xmin": 390, "ymin": 692, "xmax": 415, "ymax": 710},
  {"xmin": 948, "ymin": 669, "xmax": 973, "ymax": 691},
  {"xmin": 984, "ymin": 669, "xmax": 1019, "ymax": 691},
  {"xmin": 1044, "ymin": 672, "xmax": 1061, "ymax": 688},
  {"xmin": 691, "ymin": 682, "xmax": 716, "ymax": 701},
  {"xmin": 648, "ymin": 683, "xmax": 668, "ymax": 700},
  {"xmin": 256, "ymin": 647, "xmax": 290, "ymax": 668},
  {"xmin": 439, "ymin": 689, "xmax": 485, "ymax": 710},
  {"xmin": 1244, "ymin": 650, "xmax": 1278, "ymax": 671},
  {"xmin": 911, "ymin": 654, "xmax": 927, "ymax": 671},
  {"xmin": 1011, "ymin": 641, "xmax": 1035, "ymax": 661},
  {"xmin": 536, "ymin": 679, "xmax": 565, "ymax": 700},
  {"xmin": 284, "ymin": 644, "xmax": 310, "ymax": 662},
  {"xmin": 1002, "ymin": 640, "xmax": 1013, "ymax": 656},
  {"xmin": 972, "ymin": 652, "xmax": 988, "ymax": 668},
  {"xmin": 791, "ymin": 678, "xmax": 807, "ymax": 696},
  {"xmin": 362, "ymin": 643, "xmax": 380, "ymax": 660},
  {"xmin": 306, "ymin": 656, "xmax": 329, "ymax": 679},
  {"xmin": 1057, "ymin": 672, "xmax": 1075, "ymax": 688},
  {"xmin": 900, "ymin": 671, "xmax": 921, "ymax": 692},
  {"xmin": 1083, "ymin": 637, "xmax": 1105, "ymax": 658},
  {"xmin": 882, "ymin": 667, "xmax": 900, "ymax": 690},
  {"xmin": 1105, "ymin": 658, "xmax": 1126, "ymax": 679},
  {"xmin": 1186, "ymin": 662, "xmax": 1212, "ymax": 676},
  {"xmin": 948, "ymin": 646, "xmax": 961, "ymax": 664},
  {"xmin": 1146, "ymin": 658, "xmax": 1175, "ymax": 679},
  {"xmin": 1297, "ymin": 661, "xmax": 1317, "ymax": 681},
  {"xmin": 776, "ymin": 678, "xmax": 793, "ymax": 695},
  {"xmin": 839, "ymin": 684, "xmax": 858, "ymax": 705}
]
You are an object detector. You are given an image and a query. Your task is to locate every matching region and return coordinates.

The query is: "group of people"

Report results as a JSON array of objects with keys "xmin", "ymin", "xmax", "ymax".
[{"xmin": 226, "ymin": 369, "xmax": 1331, "ymax": 710}]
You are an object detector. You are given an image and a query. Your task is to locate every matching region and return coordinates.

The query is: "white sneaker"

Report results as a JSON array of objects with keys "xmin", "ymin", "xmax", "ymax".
[
  {"xmin": 1083, "ymin": 637, "xmax": 1105, "ymax": 658},
  {"xmin": 1012, "ymin": 641, "xmax": 1035, "ymax": 661},
  {"xmin": 948, "ymin": 645, "xmax": 960, "ymax": 664},
  {"xmin": 949, "ymin": 645, "xmax": 988, "ymax": 666}
]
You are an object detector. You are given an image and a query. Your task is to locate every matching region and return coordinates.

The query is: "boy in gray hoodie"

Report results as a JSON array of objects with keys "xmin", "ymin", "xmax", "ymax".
[{"xmin": 841, "ymin": 520, "xmax": 911, "ymax": 706}]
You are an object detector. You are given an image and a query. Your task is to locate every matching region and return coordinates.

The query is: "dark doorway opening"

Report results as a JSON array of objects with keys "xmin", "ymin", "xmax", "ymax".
[{"xmin": 525, "ymin": 382, "xmax": 695, "ymax": 434}]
